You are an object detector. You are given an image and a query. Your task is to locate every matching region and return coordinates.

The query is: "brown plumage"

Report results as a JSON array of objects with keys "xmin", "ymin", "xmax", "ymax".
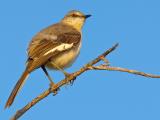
[
  {"xmin": 5, "ymin": 69, "xmax": 29, "ymax": 108},
  {"xmin": 5, "ymin": 10, "xmax": 91, "ymax": 108},
  {"xmin": 5, "ymin": 24, "xmax": 81, "ymax": 108}
]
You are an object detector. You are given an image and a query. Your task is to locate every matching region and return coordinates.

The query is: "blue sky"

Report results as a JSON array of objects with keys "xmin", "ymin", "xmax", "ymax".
[{"xmin": 1, "ymin": 0, "xmax": 160, "ymax": 120}]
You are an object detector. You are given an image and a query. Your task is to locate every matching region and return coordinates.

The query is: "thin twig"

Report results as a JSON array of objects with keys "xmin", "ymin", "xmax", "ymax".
[
  {"xmin": 88, "ymin": 65, "xmax": 160, "ymax": 78},
  {"xmin": 11, "ymin": 43, "xmax": 119, "ymax": 120},
  {"xmin": 11, "ymin": 43, "xmax": 160, "ymax": 120}
]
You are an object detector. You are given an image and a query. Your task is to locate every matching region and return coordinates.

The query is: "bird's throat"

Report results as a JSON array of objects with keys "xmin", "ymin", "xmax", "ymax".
[{"xmin": 60, "ymin": 20, "xmax": 83, "ymax": 32}]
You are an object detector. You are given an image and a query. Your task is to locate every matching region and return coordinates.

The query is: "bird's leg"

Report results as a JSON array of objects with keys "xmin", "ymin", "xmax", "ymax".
[
  {"xmin": 50, "ymin": 62, "xmax": 70, "ymax": 77},
  {"xmin": 41, "ymin": 65, "xmax": 55, "ymax": 85},
  {"xmin": 41, "ymin": 66, "xmax": 59, "ymax": 94},
  {"xmin": 51, "ymin": 62, "xmax": 76, "ymax": 85}
]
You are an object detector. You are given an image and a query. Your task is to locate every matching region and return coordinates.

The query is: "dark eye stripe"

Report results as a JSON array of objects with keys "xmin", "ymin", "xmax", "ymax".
[
  {"xmin": 72, "ymin": 14, "xmax": 79, "ymax": 17},
  {"xmin": 71, "ymin": 14, "xmax": 84, "ymax": 18}
]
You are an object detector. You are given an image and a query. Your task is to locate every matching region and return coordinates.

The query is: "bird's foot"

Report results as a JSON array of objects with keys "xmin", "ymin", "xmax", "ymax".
[
  {"xmin": 64, "ymin": 73, "xmax": 76, "ymax": 86},
  {"xmin": 63, "ymin": 71, "xmax": 71, "ymax": 78},
  {"xmin": 49, "ymin": 82, "xmax": 60, "ymax": 95}
]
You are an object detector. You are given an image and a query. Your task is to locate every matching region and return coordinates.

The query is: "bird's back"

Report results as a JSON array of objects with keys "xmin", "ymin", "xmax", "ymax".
[{"xmin": 26, "ymin": 23, "xmax": 81, "ymax": 72}]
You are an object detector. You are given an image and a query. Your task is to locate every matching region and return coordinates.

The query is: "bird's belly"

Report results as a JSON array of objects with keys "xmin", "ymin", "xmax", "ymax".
[{"xmin": 46, "ymin": 48, "xmax": 80, "ymax": 69}]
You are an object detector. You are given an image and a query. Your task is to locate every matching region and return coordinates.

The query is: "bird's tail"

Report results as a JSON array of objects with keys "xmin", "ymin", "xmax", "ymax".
[{"xmin": 5, "ymin": 69, "xmax": 29, "ymax": 108}]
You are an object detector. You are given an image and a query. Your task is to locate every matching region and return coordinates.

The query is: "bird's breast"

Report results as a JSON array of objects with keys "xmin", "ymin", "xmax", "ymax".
[{"xmin": 46, "ymin": 42, "xmax": 81, "ymax": 69}]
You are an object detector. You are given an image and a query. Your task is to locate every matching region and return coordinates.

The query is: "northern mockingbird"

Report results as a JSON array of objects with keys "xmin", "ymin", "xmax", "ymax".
[{"xmin": 5, "ymin": 10, "xmax": 91, "ymax": 108}]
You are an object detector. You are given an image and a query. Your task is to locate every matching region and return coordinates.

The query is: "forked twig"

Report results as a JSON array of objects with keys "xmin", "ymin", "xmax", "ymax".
[{"xmin": 11, "ymin": 43, "xmax": 160, "ymax": 120}]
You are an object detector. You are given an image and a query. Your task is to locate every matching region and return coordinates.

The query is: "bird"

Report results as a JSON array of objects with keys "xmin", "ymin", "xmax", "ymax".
[{"xmin": 5, "ymin": 10, "xmax": 91, "ymax": 108}]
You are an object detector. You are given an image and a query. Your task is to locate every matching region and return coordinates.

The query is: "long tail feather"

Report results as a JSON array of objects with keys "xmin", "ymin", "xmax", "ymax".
[{"xmin": 5, "ymin": 69, "xmax": 29, "ymax": 108}]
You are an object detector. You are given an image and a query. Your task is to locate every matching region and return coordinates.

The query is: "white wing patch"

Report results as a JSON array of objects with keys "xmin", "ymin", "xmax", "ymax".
[{"xmin": 44, "ymin": 43, "xmax": 73, "ymax": 56}]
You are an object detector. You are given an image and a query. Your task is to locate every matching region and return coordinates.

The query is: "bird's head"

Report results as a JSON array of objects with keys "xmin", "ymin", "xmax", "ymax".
[{"xmin": 61, "ymin": 10, "xmax": 91, "ymax": 31}]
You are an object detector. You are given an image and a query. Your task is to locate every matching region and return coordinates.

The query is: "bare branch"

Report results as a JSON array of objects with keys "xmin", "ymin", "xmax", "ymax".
[
  {"xmin": 11, "ymin": 43, "xmax": 119, "ymax": 120},
  {"xmin": 11, "ymin": 43, "xmax": 160, "ymax": 120},
  {"xmin": 88, "ymin": 65, "xmax": 160, "ymax": 78}
]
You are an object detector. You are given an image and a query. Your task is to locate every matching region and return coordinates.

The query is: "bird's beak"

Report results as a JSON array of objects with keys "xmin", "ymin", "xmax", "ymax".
[{"xmin": 85, "ymin": 14, "xmax": 92, "ymax": 19}]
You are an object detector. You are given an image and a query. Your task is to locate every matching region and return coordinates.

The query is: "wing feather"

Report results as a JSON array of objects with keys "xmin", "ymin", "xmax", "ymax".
[{"xmin": 26, "ymin": 26, "xmax": 81, "ymax": 72}]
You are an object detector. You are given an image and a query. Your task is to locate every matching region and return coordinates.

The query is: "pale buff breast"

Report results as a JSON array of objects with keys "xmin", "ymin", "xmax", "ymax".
[{"xmin": 46, "ymin": 42, "xmax": 81, "ymax": 70}]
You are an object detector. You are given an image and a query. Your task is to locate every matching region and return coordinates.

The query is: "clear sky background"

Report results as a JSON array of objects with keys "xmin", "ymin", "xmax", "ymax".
[{"xmin": 1, "ymin": 0, "xmax": 160, "ymax": 120}]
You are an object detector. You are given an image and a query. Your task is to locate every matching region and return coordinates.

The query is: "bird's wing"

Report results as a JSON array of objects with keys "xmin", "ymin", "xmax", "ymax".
[{"xmin": 26, "ymin": 31, "xmax": 81, "ymax": 72}]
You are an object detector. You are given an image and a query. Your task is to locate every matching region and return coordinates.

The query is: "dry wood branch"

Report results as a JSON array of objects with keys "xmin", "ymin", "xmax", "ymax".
[
  {"xmin": 11, "ymin": 43, "xmax": 160, "ymax": 120},
  {"xmin": 88, "ymin": 65, "xmax": 160, "ymax": 78}
]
